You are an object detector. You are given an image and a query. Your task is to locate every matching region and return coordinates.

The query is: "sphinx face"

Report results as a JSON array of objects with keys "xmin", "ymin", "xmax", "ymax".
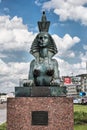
[{"xmin": 38, "ymin": 33, "xmax": 49, "ymax": 47}]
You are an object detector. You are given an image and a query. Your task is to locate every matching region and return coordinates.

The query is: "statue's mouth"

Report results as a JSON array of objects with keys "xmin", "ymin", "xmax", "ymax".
[
  {"xmin": 39, "ymin": 42, "xmax": 46, "ymax": 47},
  {"xmin": 40, "ymin": 43, "xmax": 44, "ymax": 46}
]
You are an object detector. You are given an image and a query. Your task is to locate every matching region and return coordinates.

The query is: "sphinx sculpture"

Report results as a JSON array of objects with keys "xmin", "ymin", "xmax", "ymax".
[
  {"xmin": 28, "ymin": 12, "xmax": 60, "ymax": 86},
  {"xmin": 15, "ymin": 12, "xmax": 66, "ymax": 97}
]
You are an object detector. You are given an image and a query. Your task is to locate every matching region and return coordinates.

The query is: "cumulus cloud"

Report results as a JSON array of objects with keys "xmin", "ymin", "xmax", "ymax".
[
  {"xmin": 56, "ymin": 57, "xmax": 86, "ymax": 76},
  {"xmin": 0, "ymin": 59, "xmax": 30, "ymax": 93},
  {"xmin": 0, "ymin": 15, "xmax": 36, "ymax": 51},
  {"xmin": 35, "ymin": 0, "xmax": 41, "ymax": 6},
  {"xmin": 80, "ymin": 52, "xmax": 87, "ymax": 62},
  {"xmin": 42, "ymin": 0, "xmax": 87, "ymax": 25},
  {"xmin": 52, "ymin": 33, "xmax": 80, "ymax": 56},
  {"xmin": 0, "ymin": 15, "xmax": 35, "ymax": 92}
]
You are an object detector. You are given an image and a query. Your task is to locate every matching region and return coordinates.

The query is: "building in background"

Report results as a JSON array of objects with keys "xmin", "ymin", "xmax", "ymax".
[
  {"xmin": 0, "ymin": 92, "xmax": 14, "ymax": 104},
  {"xmin": 77, "ymin": 74, "xmax": 87, "ymax": 93},
  {"xmin": 61, "ymin": 76, "xmax": 82, "ymax": 97}
]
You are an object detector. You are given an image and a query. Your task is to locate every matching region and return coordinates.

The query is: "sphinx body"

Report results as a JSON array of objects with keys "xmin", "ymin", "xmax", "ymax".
[{"xmin": 28, "ymin": 32, "xmax": 60, "ymax": 86}]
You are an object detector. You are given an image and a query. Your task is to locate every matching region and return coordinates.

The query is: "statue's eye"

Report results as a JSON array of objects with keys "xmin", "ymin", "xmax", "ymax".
[
  {"xmin": 40, "ymin": 36, "xmax": 43, "ymax": 40},
  {"xmin": 44, "ymin": 35, "xmax": 48, "ymax": 39}
]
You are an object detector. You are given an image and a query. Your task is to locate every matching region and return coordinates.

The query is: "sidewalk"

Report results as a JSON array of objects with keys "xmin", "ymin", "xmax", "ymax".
[{"xmin": 0, "ymin": 103, "xmax": 7, "ymax": 125}]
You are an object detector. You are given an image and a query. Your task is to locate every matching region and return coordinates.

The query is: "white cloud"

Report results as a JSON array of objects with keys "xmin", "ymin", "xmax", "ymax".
[
  {"xmin": 56, "ymin": 58, "xmax": 73, "ymax": 76},
  {"xmin": 67, "ymin": 51, "xmax": 75, "ymax": 58},
  {"xmin": 61, "ymin": 51, "xmax": 75, "ymax": 58},
  {"xmin": 35, "ymin": 0, "xmax": 41, "ymax": 6},
  {"xmin": 52, "ymin": 33, "xmax": 80, "ymax": 56},
  {"xmin": 0, "ymin": 60, "xmax": 29, "ymax": 79},
  {"xmin": 42, "ymin": 0, "xmax": 87, "ymax": 25},
  {"xmin": 55, "ymin": 57, "xmax": 86, "ymax": 76},
  {"xmin": 0, "ymin": 15, "xmax": 36, "ymax": 93},
  {"xmin": 0, "ymin": 59, "xmax": 30, "ymax": 93},
  {"xmin": 80, "ymin": 51, "xmax": 87, "ymax": 62},
  {"xmin": 83, "ymin": 44, "xmax": 87, "ymax": 50},
  {"xmin": 4, "ymin": 8, "xmax": 10, "ymax": 13},
  {"xmin": 0, "ymin": 59, "xmax": 9, "ymax": 74},
  {"xmin": 0, "ymin": 52, "xmax": 7, "ymax": 58},
  {"xmin": 0, "ymin": 15, "xmax": 36, "ymax": 51}
]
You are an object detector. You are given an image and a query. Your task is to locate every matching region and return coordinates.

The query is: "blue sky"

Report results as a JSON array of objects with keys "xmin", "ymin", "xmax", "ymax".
[{"xmin": 0, "ymin": 0, "xmax": 87, "ymax": 93}]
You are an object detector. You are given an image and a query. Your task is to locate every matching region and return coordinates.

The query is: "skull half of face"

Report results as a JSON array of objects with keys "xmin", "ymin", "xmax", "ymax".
[{"xmin": 38, "ymin": 33, "xmax": 49, "ymax": 47}]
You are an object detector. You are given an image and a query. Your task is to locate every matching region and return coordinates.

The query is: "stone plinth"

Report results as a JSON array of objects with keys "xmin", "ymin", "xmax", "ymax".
[
  {"xmin": 15, "ymin": 86, "xmax": 67, "ymax": 97},
  {"xmin": 7, "ymin": 97, "xmax": 74, "ymax": 130}
]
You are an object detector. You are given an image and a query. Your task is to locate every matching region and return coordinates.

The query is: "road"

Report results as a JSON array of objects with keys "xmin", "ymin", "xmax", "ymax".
[{"xmin": 0, "ymin": 103, "xmax": 7, "ymax": 125}]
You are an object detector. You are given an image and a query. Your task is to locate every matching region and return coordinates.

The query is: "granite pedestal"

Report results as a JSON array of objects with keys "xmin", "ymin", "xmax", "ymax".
[{"xmin": 7, "ymin": 97, "xmax": 74, "ymax": 130}]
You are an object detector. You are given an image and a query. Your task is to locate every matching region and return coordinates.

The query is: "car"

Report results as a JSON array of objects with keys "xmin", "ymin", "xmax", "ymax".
[
  {"xmin": 73, "ymin": 98, "xmax": 81, "ymax": 104},
  {"xmin": 81, "ymin": 98, "xmax": 87, "ymax": 105}
]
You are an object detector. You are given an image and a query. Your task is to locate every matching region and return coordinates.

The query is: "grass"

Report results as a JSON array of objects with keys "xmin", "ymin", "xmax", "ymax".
[
  {"xmin": 0, "ymin": 123, "xmax": 6, "ymax": 130},
  {"xmin": 0, "ymin": 105, "xmax": 87, "ymax": 130},
  {"xmin": 74, "ymin": 111, "xmax": 87, "ymax": 125},
  {"xmin": 74, "ymin": 105, "xmax": 87, "ymax": 113},
  {"xmin": 74, "ymin": 124, "xmax": 87, "ymax": 130},
  {"xmin": 74, "ymin": 105, "xmax": 87, "ymax": 125},
  {"xmin": 74, "ymin": 104, "xmax": 87, "ymax": 130}
]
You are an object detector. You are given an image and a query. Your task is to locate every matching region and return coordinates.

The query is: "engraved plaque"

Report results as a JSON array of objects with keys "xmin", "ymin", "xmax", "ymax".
[{"xmin": 32, "ymin": 111, "xmax": 48, "ymax": 125}]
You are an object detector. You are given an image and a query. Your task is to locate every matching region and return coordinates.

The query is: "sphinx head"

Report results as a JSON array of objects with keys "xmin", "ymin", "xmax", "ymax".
[{"xmin": 30, "ymin": 32, "xmax": 58, "ymax": 58}]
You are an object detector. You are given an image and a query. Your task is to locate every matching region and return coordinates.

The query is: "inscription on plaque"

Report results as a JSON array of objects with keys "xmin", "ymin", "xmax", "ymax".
[{"xmin": 32, "ymin": 111, "xmax": 48, "ymax": 125}]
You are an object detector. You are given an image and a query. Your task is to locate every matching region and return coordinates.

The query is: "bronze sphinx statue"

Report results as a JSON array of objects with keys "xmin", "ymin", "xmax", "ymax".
[
  {"xmin": 28, "ymin": 12, "xmax": 60, "ymax": 86},
  {"xmin": 15, "ymin": 12, "xmax": 66, "ymax": 97}
]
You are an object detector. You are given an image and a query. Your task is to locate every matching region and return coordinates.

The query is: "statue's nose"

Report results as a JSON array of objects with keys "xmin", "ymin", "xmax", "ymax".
[{"xmin": 40, "ymin": 37, "xmax": 44, "ymax": 42}]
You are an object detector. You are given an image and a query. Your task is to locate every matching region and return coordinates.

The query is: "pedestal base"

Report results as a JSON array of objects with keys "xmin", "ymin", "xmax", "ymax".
[
  {"xmin": 7, "ymin": 97, "xmax": 74, "ymax": 130},
  {"xmin": 15, "ymin": 86, "xmax": 67, "ymax": 97}
]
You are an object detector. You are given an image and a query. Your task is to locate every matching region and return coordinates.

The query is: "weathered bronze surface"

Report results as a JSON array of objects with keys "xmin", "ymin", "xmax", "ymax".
[
  {"xmin": 15, "ymin": 87, "xmax": 31, "ymax": 97},
  {"xmin": 28, "ymin": 11, "xmax": 60, "ymax": 87},
  {"xmin": 15, "ymin": 86, "xmax": 66, "ymax": 97},
  {"xmin": 31, "ymin": 87, "xmax": 50, "ymax": 97}
]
